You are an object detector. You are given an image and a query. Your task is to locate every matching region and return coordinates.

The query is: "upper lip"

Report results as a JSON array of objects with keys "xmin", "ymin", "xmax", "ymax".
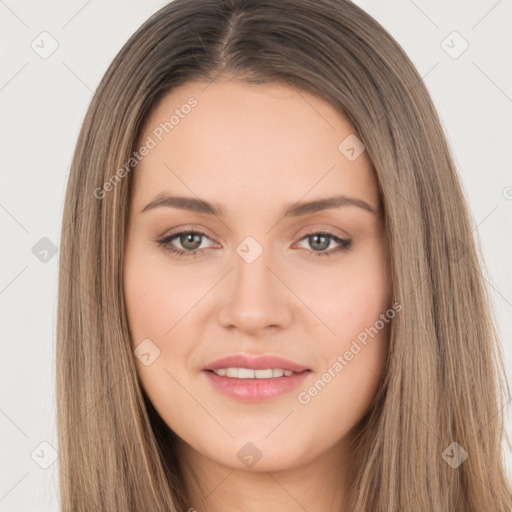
[{"xmin": 204, "ymin": 354, "xmax": 310, "ymax": 373}]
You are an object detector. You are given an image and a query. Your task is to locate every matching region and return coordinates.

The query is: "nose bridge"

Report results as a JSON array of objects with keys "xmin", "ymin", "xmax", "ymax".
[
  {"xmin": 234, "ymin": 236, "xmax": 274, "ymax": 297},
  {"xmin": 216, "ymin": 234, "xmax": 292, "ymax": 331}
]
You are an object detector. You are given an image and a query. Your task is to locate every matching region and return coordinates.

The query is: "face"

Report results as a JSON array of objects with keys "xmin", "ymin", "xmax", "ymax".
[{"xmin": 123, "ymin": 79, "xmax": 392, "ymax": 474}]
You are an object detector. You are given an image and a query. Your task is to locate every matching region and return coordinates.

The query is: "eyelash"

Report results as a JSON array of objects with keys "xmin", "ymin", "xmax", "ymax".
[{"xmin": 156, "ymin": 229, "xmax": 352, "ymax": 259}]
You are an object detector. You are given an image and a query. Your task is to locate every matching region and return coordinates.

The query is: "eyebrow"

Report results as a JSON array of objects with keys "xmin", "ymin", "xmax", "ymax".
[{"xmin": 140, "ymin": 194, "xmax": 380, "ymax": 217}]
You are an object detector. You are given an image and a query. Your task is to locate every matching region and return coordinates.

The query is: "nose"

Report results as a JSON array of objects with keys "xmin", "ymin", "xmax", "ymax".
[{"xmin": 216, "ymin": 245, "xmax": 294, "ymax": 335}]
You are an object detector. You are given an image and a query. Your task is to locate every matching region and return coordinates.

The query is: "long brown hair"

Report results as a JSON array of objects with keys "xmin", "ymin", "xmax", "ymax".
[{"xmin": 57, "ymin": 0, "xmax": 512, "ymax": 510}]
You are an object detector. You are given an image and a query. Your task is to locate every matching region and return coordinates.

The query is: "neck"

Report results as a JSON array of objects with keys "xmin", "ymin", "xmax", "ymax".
[{"xmin": 176, "ymin": 435, "xmax": 360, "ymax": 512}]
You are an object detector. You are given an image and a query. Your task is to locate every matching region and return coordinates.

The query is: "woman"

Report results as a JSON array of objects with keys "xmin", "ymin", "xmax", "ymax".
[{"xmin": 57, "ymin": 0, "xmax": 512, "ymax": 510}]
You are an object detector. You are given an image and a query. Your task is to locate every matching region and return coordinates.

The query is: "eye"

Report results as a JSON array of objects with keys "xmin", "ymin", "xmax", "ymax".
[
  {"xmin": 294, "ymin": 230, "xmax": 352, "ymax": 257},
  {"xmin": 156, "ymin": 229, "xmax": 351, "ymax": 259},
  {"xmin": 157, "ymin": 230, "xmax": 217, "ymax": 259}
]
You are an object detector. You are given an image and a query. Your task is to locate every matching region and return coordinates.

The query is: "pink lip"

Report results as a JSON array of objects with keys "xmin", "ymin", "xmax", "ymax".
[
  {"xmin": 203, "ymin": 354, "xmax": 309, "ymax": 373},
  {"xmin": 203, "ymin": 369, "xmax": 311, "ymax": 402},
  {"xmin": 202, "ymin": 354, "xmax": 311, "ymax": 402}
]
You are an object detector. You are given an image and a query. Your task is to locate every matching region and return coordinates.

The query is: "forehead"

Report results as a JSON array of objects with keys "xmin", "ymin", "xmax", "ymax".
[{"xmin": 132, "ymin": 79, "xmax": 379, "ymax": 213}]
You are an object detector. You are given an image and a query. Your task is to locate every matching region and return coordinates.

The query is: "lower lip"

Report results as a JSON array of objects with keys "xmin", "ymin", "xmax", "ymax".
[{"xmin": 203, "ymin": 370, "xmax": 311, "ymax": 402}]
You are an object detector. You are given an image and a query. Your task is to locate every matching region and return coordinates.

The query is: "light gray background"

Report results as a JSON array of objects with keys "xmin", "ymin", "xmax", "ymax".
[{"xmin": 1, "ymin": 1, "xmax": 511, "ymax": 510}]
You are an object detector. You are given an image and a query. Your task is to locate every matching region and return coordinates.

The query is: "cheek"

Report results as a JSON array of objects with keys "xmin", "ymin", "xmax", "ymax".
[
  {"xmin": 307, "ymin": 240, "xmax": 390, "ymax": 409},
  {"xmin": 123, "ymin": 249, "xmax": 202, "ymax": 346},
  {"xmin": 302, "ymin": 286, "xmax": 391, "ymax": 441},
  {"xmin": 312, "ymin": 243, "xmax": 391, "ymax": 341},
  {"xmin": 338, "ymin": 269, "xmax": 390, "ymax": 338},
  {"xmin": 305, "ymin": 333, "xmax": 387, "ymax": 444},
  {"xmin": 123, "ymin": 249, "xmax": 205, "ymax": 419}
]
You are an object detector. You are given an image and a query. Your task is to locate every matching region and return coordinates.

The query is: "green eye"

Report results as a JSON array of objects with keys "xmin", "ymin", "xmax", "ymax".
[{"xmin": 157, "ymin": 230, "xmax": 352, "ymax": 259}]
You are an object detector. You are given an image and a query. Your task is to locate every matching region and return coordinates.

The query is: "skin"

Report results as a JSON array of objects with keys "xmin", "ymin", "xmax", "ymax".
[{"xmin": 123, "ymin": 79, "xmax": 392, "ymax": 512}]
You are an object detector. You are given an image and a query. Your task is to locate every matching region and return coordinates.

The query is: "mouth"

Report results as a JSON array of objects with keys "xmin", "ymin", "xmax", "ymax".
[
  {"xmin": 202, "ymin": 367, "xmax": 312, "ymax": 402},
  {"xmin": 205, "ymin": 367, "xmax": 306, "ymax": 378},
  {"xmin": 203, "ymin": 354, "xmax": 310, "ymax": 373}
]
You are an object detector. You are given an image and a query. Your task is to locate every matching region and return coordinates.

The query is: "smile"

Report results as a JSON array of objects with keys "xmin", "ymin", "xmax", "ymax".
[
  {"xmin": 203, "ymin": 368, "xmax": 312, "ymax": 402},
  {"xmin": 211, "ymin": 367, "xmax": 295, "ymax": 378}
]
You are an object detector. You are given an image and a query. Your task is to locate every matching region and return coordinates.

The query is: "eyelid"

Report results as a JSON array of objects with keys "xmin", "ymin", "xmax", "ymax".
[
  {"xmin": 291, "ymin": 228, "xmax": 351, "ymax": 255},
  {"xmin": 158, "ymin": 224, "xmax": 219, "ymax": 242},
  {"xmin": 292, "ymin": 223, "xmax": 351, "ymax": 241},
  {"xmin": 156, "ymin": 224, "xmax": 352, "ymax": 260},
  {"xmin": 155, "ymin": 226, "xmax": 220, "ymax": 258},
  {"xmin": 158, "ymin": 224, "xmax": 350, "ymax": 247}
]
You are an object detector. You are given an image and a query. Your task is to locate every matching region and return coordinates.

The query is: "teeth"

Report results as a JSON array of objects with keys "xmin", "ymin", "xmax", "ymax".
[{"xmin": 212, "ymin": 367, "xmax": 294, "ymax": 378}]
